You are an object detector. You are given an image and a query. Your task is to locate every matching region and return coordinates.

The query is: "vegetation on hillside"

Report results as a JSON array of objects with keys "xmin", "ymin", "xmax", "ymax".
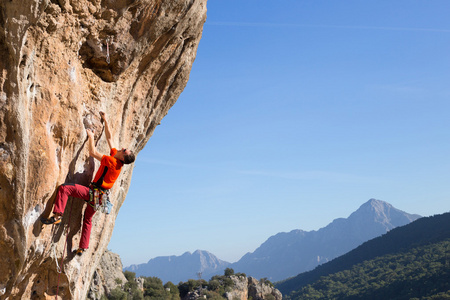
[
  {"xmin": 276, "ymin": 213, "xmax": 450, "ymax": 295},
  {"xmin": 105, "ymin": 268, "xmax": 260, "ymax": 300},
  {"xmin": 105, "ymin": 213, "xmax": 450, "ymax": 300},
  {"xmin": 286, "ymin": 239, "xmax": 450, "ymax": 300}
]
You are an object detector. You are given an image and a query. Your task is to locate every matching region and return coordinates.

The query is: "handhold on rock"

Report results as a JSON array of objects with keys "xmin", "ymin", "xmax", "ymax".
[{"xmin": 83, "ymin": 113, "xmax": 103, "ymax": 137}]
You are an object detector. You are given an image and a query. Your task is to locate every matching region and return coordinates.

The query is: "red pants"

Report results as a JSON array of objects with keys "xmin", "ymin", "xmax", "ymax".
[{"xmin": 53, "ymin": 183, "xmax": 96, "ymax": 249}]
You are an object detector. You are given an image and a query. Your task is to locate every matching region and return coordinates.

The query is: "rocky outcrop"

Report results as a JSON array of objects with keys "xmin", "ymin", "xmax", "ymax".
[
  {"xmin": 0, "ymin": 0, "xmax": 206, "ymax": 299},
  {"xmin": 87, "ymin": 250, "xmax": 127, "ymax": 300},
  {"xmin": 224, "ymin": 276, "xmax": 282, "ymax": 300},
  {"xmin": 247, "ymin": 277, "xmax": 282, "ymax": 300},
  {"xmin": 181, "ymin": 275, "xmax": 281, "ymax": 300},
  {"xmin": 224, "ymin": 275, "xmax": 248, "ymax": 300}
]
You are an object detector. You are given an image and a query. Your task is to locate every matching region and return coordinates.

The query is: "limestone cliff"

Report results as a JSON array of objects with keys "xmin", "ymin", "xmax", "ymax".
[
  {"xmin": 87, "ymin": 250, "xmax": 127, "ymax": 300},
  {"xmin": 223, "ymin": 276, "xmax": 282, "ymax": 300},
  {"xmin": 197, "ymin": 276, "xmax": 281, "ymax": 300},
  {"xmin": 0, "ymin": 0, "xmax": 206, "ymax": 299}
]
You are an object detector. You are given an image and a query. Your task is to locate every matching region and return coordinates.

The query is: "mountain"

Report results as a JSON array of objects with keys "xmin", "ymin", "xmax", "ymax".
[
  {"xmin": 125, "ymin": 199, "xmax": 421, "ymax": 284},
  {"xmin": 276, "ymin": 212, "xmax": 450, "ymax": 299},
  {"xmin": 229, "ymin": 199, "xmax": 421, "ymax": 281},
  {"xmin": 125, "ymin": 250, "xmax": 231, "ymax": 283}
]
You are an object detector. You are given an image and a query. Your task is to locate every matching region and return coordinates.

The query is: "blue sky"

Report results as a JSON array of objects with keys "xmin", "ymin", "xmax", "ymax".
[{"xmin": 109, "ymin": 0, "xmax": 450, "ymax": 267}]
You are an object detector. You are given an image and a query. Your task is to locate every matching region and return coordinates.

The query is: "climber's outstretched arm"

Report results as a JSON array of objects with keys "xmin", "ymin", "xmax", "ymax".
[
  {"xmin": 100, "ymin": 111, "xmax": 113, "ymax": 150},
  {"xmin": 86, "ymin": 129, "xmax": 103, "ymax": 161}
]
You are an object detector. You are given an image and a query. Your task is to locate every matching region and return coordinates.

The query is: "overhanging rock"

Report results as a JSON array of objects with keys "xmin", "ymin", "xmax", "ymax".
[{"xmin": 0, "ymin": 0, "xmax": 207, "ymax": 298}]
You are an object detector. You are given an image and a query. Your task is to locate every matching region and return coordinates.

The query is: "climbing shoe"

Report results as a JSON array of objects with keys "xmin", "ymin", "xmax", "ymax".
[
  {"xmin": 41, "ymin": 216, "xmax": 62, "ymax": 225},
  {"xmin": 76, "ymin": 248, "xmax": 86, "ymax": 256}
]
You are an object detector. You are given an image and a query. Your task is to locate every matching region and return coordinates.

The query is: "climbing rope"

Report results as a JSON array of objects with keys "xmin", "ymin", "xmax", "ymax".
[{"xmin": 54, "ymin": 198, "xmax": 75, "ymax": 300}]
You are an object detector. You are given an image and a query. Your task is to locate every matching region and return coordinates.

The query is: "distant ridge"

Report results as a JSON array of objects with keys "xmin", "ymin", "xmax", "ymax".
[
  {"xmin": 124, "ymin": 199, "xmax": 421, "ymax": 283},
  {"xmin": 124, "ymin": 250, "xmax": 230, "ymax": 283},
  {"xmin": 276, "ymin": 211, "xmax": 450, "ymax": 297},
  {"xmin": 230, "ymin": 199, "xmax": 421, "ymax": 281}
]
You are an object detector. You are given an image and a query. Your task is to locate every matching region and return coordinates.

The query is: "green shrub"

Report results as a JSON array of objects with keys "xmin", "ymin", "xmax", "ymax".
[
  {"xmin": 124, "ymin": 271, "xmax": 136, "ymax": 282},
  {"xmin": 204, "ymin": 290, "xmax": 226, "ymax": 300},
  {"xmin": 224, "ymin": 268, "xmax": 234, "ymax": 277},
  {"xmin": 108, "ymin": 287, "xmax": 127, "ymax": 300}
]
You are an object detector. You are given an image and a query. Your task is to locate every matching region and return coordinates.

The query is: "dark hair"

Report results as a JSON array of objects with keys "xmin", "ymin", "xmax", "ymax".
[{"xmin": 123, "ymin": 151, "xmax": 136, "ymax": 165}]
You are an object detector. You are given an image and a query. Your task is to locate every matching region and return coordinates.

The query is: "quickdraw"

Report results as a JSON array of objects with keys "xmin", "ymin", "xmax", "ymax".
[
  {"xmin": 52, "ymin": 243, "xmax": 61, "ymax": 274},
  {"xmin": 106, "ymin": 37, "xmax": 112, "ymax": 64}
]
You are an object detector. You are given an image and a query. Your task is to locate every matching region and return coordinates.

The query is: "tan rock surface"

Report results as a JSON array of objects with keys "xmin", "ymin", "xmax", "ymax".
[
  {"xmin": 87, "ymin": 250, "xmax": 127, "ymax": 299},
  {"xmin": 248, "ymin": 277, "xmax": 282, "ymax": 300},
  {"xmin": 224, "ymin": 275, "xmax": 248, "ymax": 300},
  {"xmin": 0, "ymin": 0, "xmax": 206, "ymax": 299},
  {"xmin": 223, "ymin": 276, "xmax": 282, "ymax": 300}
]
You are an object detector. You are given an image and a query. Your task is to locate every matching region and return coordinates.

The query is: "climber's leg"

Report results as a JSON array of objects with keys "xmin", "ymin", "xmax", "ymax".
[
  {"xmin": 79, "ymin": 203, "xmax": 96, "ymax": 251},
  {"xmin": 41, "ymin": 184, "xmax": 90, "ymax": 225},
  {"xmin": 53, "ymin": 184, "xmax": 90, "ymax": 215}
]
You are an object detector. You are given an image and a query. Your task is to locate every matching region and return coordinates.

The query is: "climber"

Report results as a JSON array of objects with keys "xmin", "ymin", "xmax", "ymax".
[{"xmin": 41, "ymin": 111, "xmax": 136, "ymax": 256}]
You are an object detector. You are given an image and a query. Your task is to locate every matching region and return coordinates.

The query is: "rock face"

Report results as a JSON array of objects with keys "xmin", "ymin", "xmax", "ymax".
[
  {"xmin": 87, "ymin": 250, "xmax": 127, "ymax": 300},
  {"xmin": 125, "ymin": 249, "xmax": 231, "ymax": 283},
  {"xmin": 247, "ymin": 277, "xmax": 282, "ymax": 300},
  {"xmin": 0, "ymin": 0, "xmax": 206, "ymax": 299},
  {"xmin": 224, "ymin": 276, "xmax": 282, "ymax": 300},
  {"xmin": 224, "ymin": 275, "xmax": 248, "ymax": 300}
]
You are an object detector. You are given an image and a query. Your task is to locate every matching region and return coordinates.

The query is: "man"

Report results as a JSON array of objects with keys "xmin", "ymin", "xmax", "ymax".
[{"xmin": 41, "ymin": 112, "xmax": 135, "ymax": 255}]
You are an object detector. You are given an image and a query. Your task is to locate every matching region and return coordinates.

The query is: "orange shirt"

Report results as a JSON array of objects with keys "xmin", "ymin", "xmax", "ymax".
[{"xmin": 92, "ymin": 148, "xmax": 123, "ymax": 190}]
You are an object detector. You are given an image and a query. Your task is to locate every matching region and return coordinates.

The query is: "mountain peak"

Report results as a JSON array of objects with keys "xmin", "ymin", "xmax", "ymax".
[
  {"xmin": 125, "ymin": 250, "xmax": 230, "ymax": 283},
  {"xmin": 193, "ymin": 249, "xmax": 211, "ymax": 255},
  {"xmin": 348, "ymin": 199, "xmax": 421, "ymax": 232},
  {"xmin": 362, "ymin": 198, "xmax": 391, "ymax": 208},
  {"xmin": 358, "ymin": 198, "xmax": 393, "ymax": 215}
]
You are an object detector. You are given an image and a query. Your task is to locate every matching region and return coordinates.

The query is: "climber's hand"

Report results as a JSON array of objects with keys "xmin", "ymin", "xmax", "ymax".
[
  {"xmin": 86, "ymin": 129, "xmax": 94, "ymax": 139},
  {"xmin": 100, "ymin": 111, "xmax": 113, "ymax": 150},
  {"xmin": 99, "ymin": 111, "xmax": 106, "ymax": 122},
  {"xmin": 86, "ymin": 129, "xmax": 101, "ymax": 160}
]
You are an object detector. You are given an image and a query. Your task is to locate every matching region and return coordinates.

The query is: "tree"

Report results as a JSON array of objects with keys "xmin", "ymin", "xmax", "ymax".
[
  {"xmin": 124, "ymin": 271, "xmax": 136, "ymax": 282},
  {"xmin": 208, "ymin": 279, "xmax": 220, "ymax": 292},
  {"xmin": 108, "ymin": 287, "xmax": 127, "ymax": 300},
  {"xmin": 164, "ymin": 281, "xmax": 180, "ymax": 300},
  {"xmin": 224, "ymin": 268, "xmax": 235, "ymax": 277},
  {"xmin": 143, "ymin": 277, "xmax": 165, "ymax": 298}
]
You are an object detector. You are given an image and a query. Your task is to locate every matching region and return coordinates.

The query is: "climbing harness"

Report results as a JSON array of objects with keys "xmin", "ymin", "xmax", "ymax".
[{"xmin": 89, "ymin": 183, "xmax": 113, "ymax": 214}]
